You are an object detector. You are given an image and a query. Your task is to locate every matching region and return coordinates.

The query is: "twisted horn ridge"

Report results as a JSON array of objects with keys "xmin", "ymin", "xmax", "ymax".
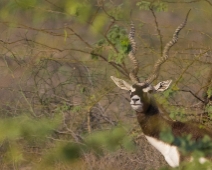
[
  {"xmin": 128, "ymin": 22, "xmax": 140, "ymax": 83},
  {"xmin": 145, "ymin": 9, "xmax": 191, "ymax": 84}
]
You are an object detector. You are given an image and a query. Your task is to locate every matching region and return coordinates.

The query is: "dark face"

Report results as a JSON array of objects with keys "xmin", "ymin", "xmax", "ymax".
[
  {"xmin": 129, "ymin": 84, "xmax": 149, "ymax": 112},
  {"xmin": 110, "ymin": 76, "xmax": 172, "ymax": 113}
]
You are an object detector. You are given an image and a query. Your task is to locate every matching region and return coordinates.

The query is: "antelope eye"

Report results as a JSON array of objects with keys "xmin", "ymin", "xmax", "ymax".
[{"xmin": 129, "ymin": 90, "xmax": 133, "ymax": 97}]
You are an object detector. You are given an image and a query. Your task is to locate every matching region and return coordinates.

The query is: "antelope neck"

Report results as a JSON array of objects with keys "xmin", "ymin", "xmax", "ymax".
[
  {"xmin": 136, "ymin": 103, "xmax": 171, "ymax": 139},
  {"xmin": 136, "ymin": 103, "xmax": 212, "ymax": 141}
]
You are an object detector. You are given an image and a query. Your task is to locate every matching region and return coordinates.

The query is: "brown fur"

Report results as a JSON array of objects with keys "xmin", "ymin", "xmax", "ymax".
[{"xmin": 136, "ymin": 99, "xmax": 212, "ymax": 142}]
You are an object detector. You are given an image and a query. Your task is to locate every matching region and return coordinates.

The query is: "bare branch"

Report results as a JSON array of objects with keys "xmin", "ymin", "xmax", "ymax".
[
  {"xmin": 178, "ymin": 89, "xmax": 205, "ymax": 103},
  {"xmin": 149, "ymin": 7, "xmax": 163, "ymax": 56}
]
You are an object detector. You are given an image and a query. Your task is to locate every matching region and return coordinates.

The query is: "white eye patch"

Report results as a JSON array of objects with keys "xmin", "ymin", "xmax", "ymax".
[
  {"xmin": 130, "ymin": 87, "xmax": 136, "ymax": 92},
  {"xmin": 142, "ymin": 85, "xmax": 155, "ymax": 93}
]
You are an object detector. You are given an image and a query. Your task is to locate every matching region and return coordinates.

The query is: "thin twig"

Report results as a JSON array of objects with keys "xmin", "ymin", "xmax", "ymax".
[
  {"xmin": 66, "ymin": 27, "xmax": 93, "ymax": 48},
  {"xmin": 178, "ymin": 89, "xmax": 205, "ymax": 103},
  {"xmin": 149, "ymin": 7, "xmax": 163, "ymax": 56}
]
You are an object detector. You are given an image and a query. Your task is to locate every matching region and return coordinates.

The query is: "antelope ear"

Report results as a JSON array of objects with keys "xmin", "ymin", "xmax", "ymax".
[
  {"xmin": 110, "ymin": 76, "xmax": 132, "ymax": 91},
  {"xmin": 154, "ymin": 80, "xmax": 172, "ymax": 92}
]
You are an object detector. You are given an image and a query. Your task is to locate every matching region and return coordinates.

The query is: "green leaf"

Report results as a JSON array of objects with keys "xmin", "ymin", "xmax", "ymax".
[
  {"xmin": 71, "ymin": 106, "xmax": 81, "ymax": 113},
  {"xmin": 90, "ymin": 13, "xmax": 108, "ymax": 34},
  {"xmin": 65, "ymin": 0, "xmax": 92, "ymax": 23},
  {"xmin": 160, "ymin": 129, "xmax": 174, "ymax": 144},
  {"xmin": 136, "ymin": 1, "xmax": 168, "ymax": 12},
  {"xmin": 91, "ymin": 53, "xmax": 99, "ymax": 60},
  {"xmin": 207, "ymin": 88, "xmax": 212, "ymax": 98},
  {"xmin": 136, "ymin": 1, "xmax": 151, "ymax": 10},
  {"xmin": 17, "ymin": 0, "xmax": 37, "ymax": 9}
]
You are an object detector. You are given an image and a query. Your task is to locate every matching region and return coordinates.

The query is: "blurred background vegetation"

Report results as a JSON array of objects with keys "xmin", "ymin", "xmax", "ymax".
[{"xmin": 0, "ymin": 0, "xmax": 212, "ymax": 169}]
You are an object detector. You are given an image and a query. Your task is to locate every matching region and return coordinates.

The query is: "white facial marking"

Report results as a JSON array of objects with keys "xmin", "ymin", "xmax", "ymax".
[
  {"xmin": 130, "ymin": 95, "xmax": 143, "ymax": 112},
  {"xmin": 145, "ymin": 136, "xmax": 180, "ymax": 167},
  {"xmin": 131, "ymin": 104, "xmax": 144, "ymax": 112},
  {"xmin": 130, "ymin": 86, "xmax": 136, "ymax": 92},
  {"xmin": 142, "ymin": 86, "xmax": 153, "ymax": 93}
]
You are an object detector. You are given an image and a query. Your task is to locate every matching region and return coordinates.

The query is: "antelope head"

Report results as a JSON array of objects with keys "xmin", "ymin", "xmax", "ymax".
[
  {"xmin": 111, "ymin": 76, "xmax": 172, "ymax": 112},
  {"xmin": 111, "ymin": 11, "xmax": 190, "ymax": 113}
]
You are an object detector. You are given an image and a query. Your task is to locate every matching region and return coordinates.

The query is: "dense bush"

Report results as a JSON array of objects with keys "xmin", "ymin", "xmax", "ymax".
[{"xmin": 0, "ymin": 0, "xmax": 211, "ymax": 169}]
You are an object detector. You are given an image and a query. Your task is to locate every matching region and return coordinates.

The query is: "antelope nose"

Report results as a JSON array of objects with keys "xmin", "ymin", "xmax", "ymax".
[
  {"xmin": 130, "ymin": 95, "xmax": 141, "ymax": 105},
  {"xmin": 132, "ymin": 98, "xmax": 139, "ymax": 103}
]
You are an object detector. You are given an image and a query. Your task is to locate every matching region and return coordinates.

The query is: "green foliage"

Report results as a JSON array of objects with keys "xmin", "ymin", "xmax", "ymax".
[
  {"xmin": 180, "ymin": 157, "xmax": 212, "ymax": 170},
  {"xmin": 43, "ymin": 127, "xmax": 135, "ymax": 165},
  {"xmin": 0, "ymin": 0, "xmax": 50, "ymax": 22},
  {"xmin": 0, "ymin": 115, "xmax": 61, "ymax": 142},
  {"xmin": 0, "ymin": 115, "xmax": 62, "ymax": 165},
  {"xmin": 136, "ymin": 1, "xmax": 151, "ymax": 10},
  {"xmin": 160, "ymin": 130, "xmax": 212, "ymax": 156},
  {"xmin": 92, "ymin": 25, "xmax": 130, "ymax": 64},
  {"xmin": 136, "ymin": 1, "xmax": 168, "ymax": 12},
  {"xmin": 22, "ymin": 116, "xmax": 61, "ymax": 140},
  {"xmin": 207, "ymin": 87, "xmax": 212, "ymax": 98},
  {"xmin": 161, "ymin": 156, "xmax": 212, "ymax": 170},
  {"xmin": 159, "ymin": 128, "xmax": 175, "ymax": 144},
  {"xmin": 163, "ymin": 88, "xmax": 176, "ymax": 98},
  {"xmin": 51, "ymin": 142, "xmax": 83, "ymax": 162},
  {"xmin": 71, "ymin": 106, "xmax": 82, "ymax": 113},
  {"xmin": 43, "ymin": 142, "xmax": 82, "ymax": 165},
  {"xmin": 0, "ymin": 0, "xmax": 211, "ymax": 169},
  {"xmin": 105, "ymin": 3, "xmax": 128, "ymax": 20},
  {"xmin": 176, "ymin": 135, "xmax": 212, "ymax": 155},
  {"xmin": 206, "ymin": 105, "xmax": 212, "ymax": 116},
  {"xmin": 65, "ymin": 0, "xmax": 92, "ymax": 23},
  {"xmin": 15, "ymin": 0, "xmax": 38, "ymax": 9},
  {"xmin": 55, "ymin": 103, "xmax": 72, "ymax": 113},
  {"xmin": 160, "ymin": 130, "xmax": 212, "ymax": 169},
  {"xmin": 156, "ymin": 88, "xmax": 187, "ymax": 120},
  {"xmin": 169, "ymin": 107, "xmax": 187, "ymax": 121},
  {"xmin": 205, "ymin": 87, "xmax": 212, "ymax": 116},
  {"xmin": 0, "ymin": 0, "xmax": 96, "ymax": 23},
  {"xmin": 85, "ymin": 127, "xmax": 135, "ymax": 153},
  {"xmin": 91, "ymin": 13, "xmax": 108, "ymax": 33}
]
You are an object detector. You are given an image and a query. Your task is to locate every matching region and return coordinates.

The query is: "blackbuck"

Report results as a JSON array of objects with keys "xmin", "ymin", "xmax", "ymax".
[{"xmin": 111, "ymin": 11, "xmax": 212, "ymax": 167}]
